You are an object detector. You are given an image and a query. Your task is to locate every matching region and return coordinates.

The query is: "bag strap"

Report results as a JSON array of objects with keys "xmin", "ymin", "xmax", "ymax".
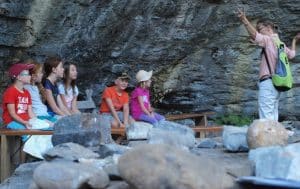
[
  {"xmin": 262, "ymin": 37, "xmax": 282, "ymax": 76},
  {"xmin": 273, "ymin": 38, "xmax": 284, "ymax": 49},
  {"xmin": 262, "ymin": 48, "xmax": 273, "ymax": 75}
]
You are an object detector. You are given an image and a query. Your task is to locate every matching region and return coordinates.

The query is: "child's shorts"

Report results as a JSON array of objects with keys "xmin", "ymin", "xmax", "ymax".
[{"xmin": 6, "ymin": 121, "xmax": 29, "ymax": 142}]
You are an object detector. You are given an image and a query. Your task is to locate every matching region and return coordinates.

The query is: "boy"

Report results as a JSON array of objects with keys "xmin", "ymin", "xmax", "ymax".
[
  {"xmin": 99, "ymin": 72, "xmax": 132, "ymax": 128},
  {"xmin": 2, "ymin": 63, "xmax": 35, "ymax": 133}
]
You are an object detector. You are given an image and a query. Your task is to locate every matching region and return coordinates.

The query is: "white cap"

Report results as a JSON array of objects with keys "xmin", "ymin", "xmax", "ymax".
[{"xmin": 136, "ymin": 70, "xmax": 153, "ymax": 82}]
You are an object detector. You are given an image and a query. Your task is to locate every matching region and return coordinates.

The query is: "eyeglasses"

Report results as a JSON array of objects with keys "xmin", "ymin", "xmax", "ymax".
[{"xmin": 19, "ymin": 73, "xmax": 31, "ymax": 76}]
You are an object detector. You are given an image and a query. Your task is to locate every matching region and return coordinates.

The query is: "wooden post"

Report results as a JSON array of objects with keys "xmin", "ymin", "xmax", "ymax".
[{"xmin": 1, "ymin": 135, "xmax": 10, "ymax": 182}]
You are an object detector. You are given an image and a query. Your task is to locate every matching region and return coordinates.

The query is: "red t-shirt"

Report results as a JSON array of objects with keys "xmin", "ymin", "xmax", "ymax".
[
  {"xmin": 2, "ymin": 86, "xmax": 32, "ymax": 124},
  {"xmin": 99, "ymin": 86, "xmax": 129, "ymax": 113}
]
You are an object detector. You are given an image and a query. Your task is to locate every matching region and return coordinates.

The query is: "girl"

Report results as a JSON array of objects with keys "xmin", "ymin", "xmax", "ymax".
[
  {"xmin": 43, "ymin": 56, "xmax": 70, "ymax": 116},
  {"xmin": 57, "ymin": 62, "xmax": 80, "ymax": 114},
  {"xmin": 24, "ymin": 60, "xmax": 57, "ymax": 123},
  {"xmin": 130, "ymin": 70, "xmax": 165, "ymax": 125}
]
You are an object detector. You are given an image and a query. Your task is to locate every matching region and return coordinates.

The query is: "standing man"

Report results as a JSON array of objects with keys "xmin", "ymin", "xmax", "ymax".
[{"xmin": 237, "ymin": 9, "xmax": 300, "ymax": 121}]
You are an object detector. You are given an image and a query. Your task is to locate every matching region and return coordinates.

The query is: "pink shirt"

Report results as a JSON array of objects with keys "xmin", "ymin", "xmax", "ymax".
[
  {"xmin": 255, "ymin": 32, "xmax": 295, "ymax": 79},
  {"xmin": 130, "ymin": 87, "xmax": 150, "ymax": 119}
]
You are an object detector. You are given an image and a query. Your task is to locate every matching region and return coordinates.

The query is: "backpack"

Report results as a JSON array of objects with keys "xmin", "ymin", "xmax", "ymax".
[{"xmin": 263, "ymin": 38, "xmax": 293, "ymax": 91}]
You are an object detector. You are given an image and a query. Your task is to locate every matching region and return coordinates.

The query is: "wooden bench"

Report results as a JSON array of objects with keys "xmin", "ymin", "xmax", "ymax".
[
  {"xmin": 165, "ymin": 112, "xmax": 223, "ymax": 138},
  {"xmin": 0, "ymin": 129, "xmax": 53, "ymax": 182},
  {"xmin": 0, "ymin": 127, "xmax": 126, "ymax": 183},
  {"xmin": 109, "ymin": 112, "xmax": 223, "ymax": 141}
]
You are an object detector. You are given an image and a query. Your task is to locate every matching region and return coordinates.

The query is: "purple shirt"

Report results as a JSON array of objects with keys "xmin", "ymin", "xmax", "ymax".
[{"xmin": 130, "ymin": 87, "xmax": 150, "ymax": 119}]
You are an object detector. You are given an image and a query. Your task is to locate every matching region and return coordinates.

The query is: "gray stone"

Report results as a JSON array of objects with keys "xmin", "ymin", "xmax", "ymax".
[
  {"xmin": 118, "ymin": 144, "xmax": 246, "ymax": 189},
  {"xmin": 148, "ymin": 120, "xmax": 196, "ymax": 149},
  {"xmin": 52, "ymin": 113, "xmax": 102, "ymax": 147},
  {"xmin": 0, "ymin": 162, "xmax": 41, "ymax": 189},
  {"xmin": 96, "ymin": 143, "xmax": 131, "ymax": 158},
  {"xmin": 106, "ymin": 181, "xmax": 130, "ymax": 189},
  {"xmin": 126, "ymin": 121, "xmax": 153, "ymax": 140},
  {"xmin": 172, "ymin": 119, "xmax": 196, "ymax": 127},
  {"xmin": 197, "ymin": 138, "xmax": 218, "ymax": 149},
  {"xmin": 79, "ymin": 155, "xmax": 122, "ymax": 180},
  {"xmin": 249, "ymin": 143, "xmax": 300, "ymax": 180},
  {"xmin": 33, "ymin": 161, "xmax": 109, "ymax": 189},
  {"xmin": 223, "ymin": 125, "xmax": 249, "ymax": 152},
  {"xmin": 148, "ymin": 128, "xmax": 196, "ymax": 149},
  {"xmin": 127, "ymin": 140, "xmax": 148, "ymax": 148},
  {"xmin": 247, "ymin": 119, "xmax": 288, "ymax": 149},
  {"xmin": 98, "ymin": 114, "xmax": 116, "ymax": 144},
  {"xmin": 43, "ymin": 142, "xmax": 99, "ymax": 161}
]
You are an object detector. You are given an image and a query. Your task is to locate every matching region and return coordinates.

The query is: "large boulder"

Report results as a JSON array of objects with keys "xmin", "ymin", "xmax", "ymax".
[
  {"xmin": 33, "ymin": 161, "xmax": 109, "ymax": 189},
  {"xmin": 52, "ymin": 113, "xmax": 103, "ymax": 147},
  {"xmin": 247, "ymin": 119, "xmax": 288, "ymax": 149},
  {"xmin": 249, "ymin": 143, "xmax": 300, "ymax": 180},
  {"xmin": 43, "ymin": 142, "xmax": 99, "ymax": 161},
  {"xmin": 118, "ymin": 144, "xmax": 232, "ymax": 189},
  {"xmin": 0, "ymin": 162, "xmax": 42, "ymax": 189}
]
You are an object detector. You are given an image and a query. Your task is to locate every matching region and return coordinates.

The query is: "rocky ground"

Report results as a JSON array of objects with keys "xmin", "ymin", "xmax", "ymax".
[{"xmin": 1, "ymin": 114, "xmax": 300, "ymax": 189}]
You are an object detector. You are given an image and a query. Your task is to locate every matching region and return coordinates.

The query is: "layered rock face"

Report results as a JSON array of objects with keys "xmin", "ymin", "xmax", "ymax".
[{"xmin": 0, "ymin": 0, "xmax": 299, "ymax": 118}]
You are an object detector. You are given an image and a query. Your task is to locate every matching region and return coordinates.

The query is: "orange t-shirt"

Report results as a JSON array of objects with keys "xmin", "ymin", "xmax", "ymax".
[{"xmin": 99, "ymin": 86, "xmax": 129, "ymax": 113}]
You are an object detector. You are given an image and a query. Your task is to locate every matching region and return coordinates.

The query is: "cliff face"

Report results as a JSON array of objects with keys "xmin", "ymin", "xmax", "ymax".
[{"xmin": 0, "ymin": 0, "xmax": 299, "ymax": 119}]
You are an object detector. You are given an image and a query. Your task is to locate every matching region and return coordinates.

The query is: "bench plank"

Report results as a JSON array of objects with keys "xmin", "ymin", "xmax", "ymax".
[
  {"xmin": 192, "ymin": 126, "xmax": 223, "ymax": 132},
  {"xmin": 111, "ymin": 127, "xmax": 126, "ymax": 136},
  {"xmin": 165, "ymin": 112, "xmax": 215, "ymax": 121},
  {"xmin": 0, "ymin": 129, "xmax": 53, "ymax": 136}
]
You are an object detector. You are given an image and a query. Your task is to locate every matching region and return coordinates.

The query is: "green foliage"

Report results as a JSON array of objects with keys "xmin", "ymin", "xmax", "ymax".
[{"xmin": 214, "ymin": 114, "xmax": 253, "ymax": 127}]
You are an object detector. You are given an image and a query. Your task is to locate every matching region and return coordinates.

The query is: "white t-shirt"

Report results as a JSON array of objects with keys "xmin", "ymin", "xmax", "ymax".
[
  {"xmin": 57, "ymin": 83, "xmax": 79, "ymax": 109},
  {"xmin": 24, "ymin": 85, "xmax": 49, "ymax": 116}
]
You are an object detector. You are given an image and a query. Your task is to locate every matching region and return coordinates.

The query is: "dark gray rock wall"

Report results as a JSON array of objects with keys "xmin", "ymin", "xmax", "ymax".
[{"xmin": 0, "ymin": 0, "xmax": 300, "ymax": 119}]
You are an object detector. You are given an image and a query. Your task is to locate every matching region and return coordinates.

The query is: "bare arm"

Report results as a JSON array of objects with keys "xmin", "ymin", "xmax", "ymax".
[
  {"xmin": 137, "ymin": 96, "xmax": 151, "ymax": 116},
  {"xmin": 291, "ymin": 33, "xmax": 300, "ymax": 51},
  {"xmin": 60, "ymin": 94, "xmax": 69, "ymax": 108},
  {"xmin": 71, "ymin": 96, "xmax": 80, "ymax": 114},
  {"xmin": 28, "ymin": 105, "xmax": 35, "ymax": 119},
  {"xmin": 57, "ymin": 95, "xmax": 72, "ymax": 115},
  {"xmin": 123, "ymin": 103, "xmax": 129, "ymax": 126},
  {"xmin": 237, "ymin": 8, "xmax": 257, "ymax": 39},
  {"xmin": 7, "ymin": 104, "xmax": 31, "ymax": 128},
  {"xmin": 45, "ymin": 89, "xmax": 66, "ymax": 116}
]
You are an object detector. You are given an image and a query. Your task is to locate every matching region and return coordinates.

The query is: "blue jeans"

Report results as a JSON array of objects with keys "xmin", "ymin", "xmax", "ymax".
[
  {"xmin": 258, "ymin": 79, "xmax": 280, "ymax": 121},
  {"xmin": 138, "ymin": 113, "xmax": 165, "ymax": 125},
  {"xmin": 6, "ymin": 121, "xmax": 29, "ymax": 141}
]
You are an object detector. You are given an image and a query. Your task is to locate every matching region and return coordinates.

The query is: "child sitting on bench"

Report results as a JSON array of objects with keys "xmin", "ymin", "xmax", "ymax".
[
  {"xmin": 2, "ymin": 63, "xmax": 36, "ymax": 136},
  {"xmin": 24, "ymin": 60, "xmax": 58, "ymax": 123},
  {"xmin": 99, "ymin": 72, "xmax": 133, "ymax": 128},
  {"xmin": 99, "ymin": 72, "xmax": 134, "ymax": 143},
  {"xmin": 130, "ymin": 70, "xmax": 165, "ymax": 126},
  {"xmin": 57, "ymin": 62, "xmax": 80, "ymax": 114},
  {"xmin": 2, "ymin": 63, "xmax": 53, "ymax": 136}
]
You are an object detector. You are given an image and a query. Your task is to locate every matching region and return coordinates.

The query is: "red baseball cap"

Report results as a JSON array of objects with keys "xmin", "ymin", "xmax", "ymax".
[{"xmin": 8, "ymin": 63, "xmax": 35, "ymax": 78}]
